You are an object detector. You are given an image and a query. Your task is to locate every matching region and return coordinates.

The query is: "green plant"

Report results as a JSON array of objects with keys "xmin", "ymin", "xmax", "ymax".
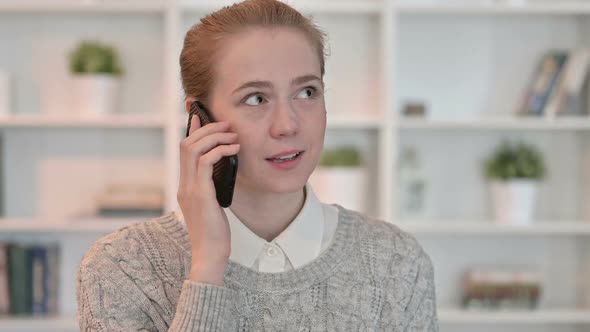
[
  {"xmin": 483, "ymin": 141, "xmax": 546, "ymax": 181},
  {"xmin": 69, "ymin": 41, "xmax": 123, "ymax": 76},
  {"xmin": 319, "ymin": 146, "xmax": 362, "ymax": 167}
]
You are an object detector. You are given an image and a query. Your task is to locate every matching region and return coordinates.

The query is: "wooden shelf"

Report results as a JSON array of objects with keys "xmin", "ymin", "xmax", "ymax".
[
  {"xmin": 397, "ymin": 220, "xmax": 590, "ymax": 235},
  {"xmin": 0, "ymin": 114, "xmax": 166, "ymax": 129},
  {"xmin": 438, "ymin": 308, "xmax": 590, "ymax": 324},
  {"xmin": 397, "ymin": 2, "xmax": 590, "ymax": 15},
  {"xmin": 398, "ymin": 116, "xmax": 590, "ymax": 130},
  {"xmin": 0, "ymin": 0, "xmax": 165, "ymax": 13},
  {"xmin": 180, "ymin": 0, "xmax": 381, "ymax": 14}
]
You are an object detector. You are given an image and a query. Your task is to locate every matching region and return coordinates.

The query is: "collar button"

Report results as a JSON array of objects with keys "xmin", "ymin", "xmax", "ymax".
[{"xmin": 266, "ymin": 246, "xmax": 278, "ymax": 257}]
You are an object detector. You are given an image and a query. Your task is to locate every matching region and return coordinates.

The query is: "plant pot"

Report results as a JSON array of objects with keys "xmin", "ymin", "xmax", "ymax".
[
  {"xmin": 489, "ymin": 179, "xmax": 538, "ymax": 225},
  {"xmin": 309, "ymin": 166, "xmax": 367, "ymax": 213},
  {"xmin": 70, "ymin": 74, "xmax": 120, "ymax": 116}
]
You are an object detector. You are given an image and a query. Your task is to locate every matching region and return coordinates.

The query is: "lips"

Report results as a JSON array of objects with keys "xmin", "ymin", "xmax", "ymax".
[
  {"xmin": 266, "ymin": 149, "xmax": 304, "ymax": 160},
  {"xmin": 266, "ymin": 150, "xmax": 304, "ymax": 170}
]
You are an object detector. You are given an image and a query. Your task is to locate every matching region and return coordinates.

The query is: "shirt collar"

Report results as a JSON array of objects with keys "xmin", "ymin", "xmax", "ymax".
[{"xmin": 225, "ymin": 182, "xmax": 324, "ymax": 269}]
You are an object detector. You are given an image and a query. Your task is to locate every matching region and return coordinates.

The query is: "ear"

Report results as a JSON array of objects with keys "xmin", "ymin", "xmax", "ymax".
[{"xmin": 185, "ymin": 97, "xmax": 196, "ymax": 114}]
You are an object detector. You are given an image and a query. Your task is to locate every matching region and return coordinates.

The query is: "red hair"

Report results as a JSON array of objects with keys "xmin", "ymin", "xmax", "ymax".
[{"xmin": 179, "ymin": 0, "xmax": 328, "ymax": 106}]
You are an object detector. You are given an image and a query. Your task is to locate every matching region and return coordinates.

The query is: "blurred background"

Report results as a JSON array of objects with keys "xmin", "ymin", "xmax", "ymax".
[{"xmin": 0, "ymin": 0, "xmax": 590, "ymax": 331}]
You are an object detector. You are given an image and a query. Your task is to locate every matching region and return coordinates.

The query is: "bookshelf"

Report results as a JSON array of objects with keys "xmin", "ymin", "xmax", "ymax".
[
  {"xmin": 437, "ymin": 308, "xmax": 590, "ymax": 324},
  {"xmin": 399, "ymin": 116, "xmax": 590, "ymax": 130},
  {"xmin": 177, "ymin": 113, "xmax": 385, "ymax": 130},
  {"xmin": 0, "ymin": 1, "xmax": 589, "ymax": 331},
  {"xmin": 0, "ymin": 114, "xmax": 167, "ymax": 128},
  {"xmin": 0, "ymin": 316, "xmax": 78, "ymax": 332},
  {"xmin": 0, "ymin": 3, "xmax": 166, "ymax": 14},
  {"xmin": 397, "ymin": 2, "xmax": 590, "ymax": 15},
  {"xmin": 4, "ymin": 308, "xmax": 590, "ymax": 332},
  {"xmin": 179, "ymin": 0, "xmax": 381, "ymax": 14},
  {"xmin": 0, "ymin": 217, "xmax": 143, "ymax": 234},
  {"xmin": 397, "ymin": 220, "xmax": 590, "ymax": 235}
]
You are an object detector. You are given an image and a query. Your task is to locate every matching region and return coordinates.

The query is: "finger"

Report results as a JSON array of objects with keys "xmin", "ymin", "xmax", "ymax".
[
  {"xmin": 186, "ymin": 121, "xmax": 230, "ymax": 145},
  {"xmin": 198, "ymin": 132, "xmax": 238, "ymax": 151},
  {"xmin": 188, "ymin": 112, "xmax": 201, "ymax": 137},
  {"xmin": 180, "ymin": 132, "xmax": 239, "ymax": 190},
  {"xmin": 197, "ymin": 144, "xmax": 240, "ymax": 197},
  {"xmin": 182, "ymin": 132, "xmax": 238, "ymax": 178}
]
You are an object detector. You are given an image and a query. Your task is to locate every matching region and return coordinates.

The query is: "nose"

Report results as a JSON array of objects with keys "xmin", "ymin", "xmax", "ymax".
[{"xmin": 269, "ymin": 101, "xmax": 299, "ymax": 138}]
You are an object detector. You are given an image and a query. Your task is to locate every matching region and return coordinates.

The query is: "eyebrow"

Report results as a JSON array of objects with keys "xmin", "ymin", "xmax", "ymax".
[{"xmin": 231, "ymin": 74, "xmax": 321, "ymax": 95}]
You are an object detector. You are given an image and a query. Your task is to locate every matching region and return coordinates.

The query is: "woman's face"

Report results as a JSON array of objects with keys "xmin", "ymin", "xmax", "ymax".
[{"xmin": 207, "ymin": 27, "xmax": 327, "ymax": 194}]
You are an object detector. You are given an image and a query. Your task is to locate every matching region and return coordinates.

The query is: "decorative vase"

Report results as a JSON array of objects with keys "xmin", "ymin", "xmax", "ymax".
[
  {"xmin": 309, "ymin": 166, "xmax": 367, "ymax": 213},
  {"xmin": 489, "ymin": 179, "xmax": 538, "ymax": 225},
  {"xmin": 70, "ymin": 74, "xmax": 120, "ymax": 116}
]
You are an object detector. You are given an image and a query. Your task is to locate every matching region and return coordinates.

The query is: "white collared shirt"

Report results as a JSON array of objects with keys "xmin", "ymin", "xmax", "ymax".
[
  {"xmin": 175, "ymin": 182, "xmax": 338, "ymax": 273},
  {"xmin": 225, "ymin": 182, "xmax": 338, "ymax": 273}
]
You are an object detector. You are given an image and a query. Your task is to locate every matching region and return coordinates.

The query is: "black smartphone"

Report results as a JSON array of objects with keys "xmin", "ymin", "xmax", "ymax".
[{"xmin": 186, "ymin": 100, "xmax": 238, "ymax": 208}]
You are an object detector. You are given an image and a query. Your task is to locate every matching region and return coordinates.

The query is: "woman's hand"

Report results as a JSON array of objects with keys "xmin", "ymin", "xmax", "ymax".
[{"xmin": 177, "ymin": 114, "xmax": 240, "ymax": 286}]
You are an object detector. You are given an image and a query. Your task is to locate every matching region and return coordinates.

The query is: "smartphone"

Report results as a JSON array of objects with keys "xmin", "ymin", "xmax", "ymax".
[{"xmin": 186, "ymin": 100, "xmax": 238, "ymax": 208}]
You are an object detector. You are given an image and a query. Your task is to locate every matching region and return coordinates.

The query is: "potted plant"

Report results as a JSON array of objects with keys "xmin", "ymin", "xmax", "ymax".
[
  {"xmin": 69, "ymin": 40, "xmax": 123, "ymax": 116},
  {"xmin": 309, "ymin": 146, "xmax": 367, "ymax": 213},
  {"xmin": 483, "ymin": 141, "xmax": 546, "ymax": 225}
]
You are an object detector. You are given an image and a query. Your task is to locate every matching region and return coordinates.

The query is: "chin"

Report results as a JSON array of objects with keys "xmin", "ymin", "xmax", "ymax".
[
  {"xmin": 237, "ymin": 171, "xmax": 308, "ymax": 194},
  {"xmin": 262, "ymin": 172, "xmax": 309, "ymax": 193},
  {"xmin": 266, "ymin": 179, "xmax": 306, "ymax": 193}
]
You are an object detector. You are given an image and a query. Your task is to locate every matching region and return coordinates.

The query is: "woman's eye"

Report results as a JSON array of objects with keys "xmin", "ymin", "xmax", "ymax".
[
  {"xmin": 296, "ymin": 86, "xmax": 317, "ymax": 99},
  {"xmin": 244, "ymin": 94, "xmax": 265, "ymax": 106}
]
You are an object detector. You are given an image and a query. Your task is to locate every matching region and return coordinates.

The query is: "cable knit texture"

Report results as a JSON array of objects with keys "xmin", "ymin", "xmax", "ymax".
[{"xmin": 76, "ymin": 204, "xmax": 439, "ymax": 331}]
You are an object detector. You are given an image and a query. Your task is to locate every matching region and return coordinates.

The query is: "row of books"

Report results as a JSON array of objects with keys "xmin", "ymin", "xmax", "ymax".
[
  {"xmin": 462, "ymin": 267, "xmax": 542, "ymax": 310},
  {"xmin": 0, "ymin": 243, "xmax": 60, "ymax": 316},
  {"xmin": 95, "ymin": 183, "xmax": 164, "ymax": 218},
  {"xmin": 519, "ymin": 48, "xmax": 590, "ymax": 118}
]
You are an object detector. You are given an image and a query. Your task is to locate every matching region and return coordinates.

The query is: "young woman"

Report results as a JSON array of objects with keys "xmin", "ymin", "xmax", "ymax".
[{"xmin": 76, "ymin": 0, "xmax": 439, "ymax": 331}]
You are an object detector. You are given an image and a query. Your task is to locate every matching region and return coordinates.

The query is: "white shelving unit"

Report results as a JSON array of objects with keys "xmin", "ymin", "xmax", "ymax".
[
  {"xmin": 438, "ymin": 308, "xmax": 590, "ymax": 324},
  {"xmin": 0, "ymin": 1, "xmax": 166, "ymax": 13},
  {"xmin": 399, "ymin": 116, "xmax": 590, "ymax": 130},
  {"xmin": 176, "ymin": 113, "xmax": 385, "ymax": 130},
  {"xmin": 0, "ymin": 114, "xmax": 167, "ymax": 128},
  {"xmin": 0, "ymin": 217, "xmax": 145, "ymax": 234},
  {"xmin": 0, "ymin": 316, "xmax": 78, "ymax": 332},
  {"xmin": 397, "ymin": 2, "xmax": 590, "ymax": 15},
  {"xmin": 398, "ymin": 220, "xmax": 590, "ymax": 236},
  {"xmin": 4, "ymin": 308, "xmax": 590, "ymax": 332},
  {"xmin": 179, "ymin": 0, "xmax": 381, "ymax": 14},
  {"xmin": 0, "ymin": 1, "xmax": 589, "ymax": 331},
  {"xmin": 393, "ymin": 1, "xmax": 590, "ymax": 332}
]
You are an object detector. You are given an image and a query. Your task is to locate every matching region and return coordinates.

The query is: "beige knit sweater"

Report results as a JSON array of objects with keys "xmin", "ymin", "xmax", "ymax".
[{"xmin": 76, "ymin": 204, "xmax": 439, "ymax": 331}]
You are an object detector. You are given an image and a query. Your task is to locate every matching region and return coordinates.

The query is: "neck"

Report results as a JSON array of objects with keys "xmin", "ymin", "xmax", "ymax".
[{"xmin": 229, "ymin": 183, "xmax": 306, "ymax": 242}]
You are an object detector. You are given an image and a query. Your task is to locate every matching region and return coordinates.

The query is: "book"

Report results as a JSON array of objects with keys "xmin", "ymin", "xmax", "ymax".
[
  {"xmin": 46, "ymin": 244, "xmax": 60, "ymax": 315},
  {"xmin": 0, "ymin": 133, "xmax": 4, "ymax": 217},
  {"xmin": 462, "ymin": 267, "xmax": 542, "ymax": 310},
  {"xmin": 543, "ymin": 48, "xmax": 590, "ymax": 118},
  {"xmin": 7, "ymin": 245, "xmax": 32, "ymax": 315},
  {"xmin": 518, "ymin": 51, "xmax": 569, "ymax": 116},
  {"xmin": 96, "ymin": 183, "xmax": 164, "ymax": 218},
  {"xmin": 0, "ymin": 243, "xmax": 9, "ymax": 315},
  {"xmin": 30, "ymin": 246, "xmax": 49, "ymax": 315}
]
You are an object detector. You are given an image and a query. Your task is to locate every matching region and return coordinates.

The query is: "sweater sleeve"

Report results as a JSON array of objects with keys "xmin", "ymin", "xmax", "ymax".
[
  {"xmin": 76, "ymin": 264, "xmax": 236, "ymax": 331},
  {"xmin": 403, "ymin": 249, "xmax": 439, "ymax": 332},
  {"xmin": 169, "ymin": 280, "xmax": 235, "ymax": 331}
]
